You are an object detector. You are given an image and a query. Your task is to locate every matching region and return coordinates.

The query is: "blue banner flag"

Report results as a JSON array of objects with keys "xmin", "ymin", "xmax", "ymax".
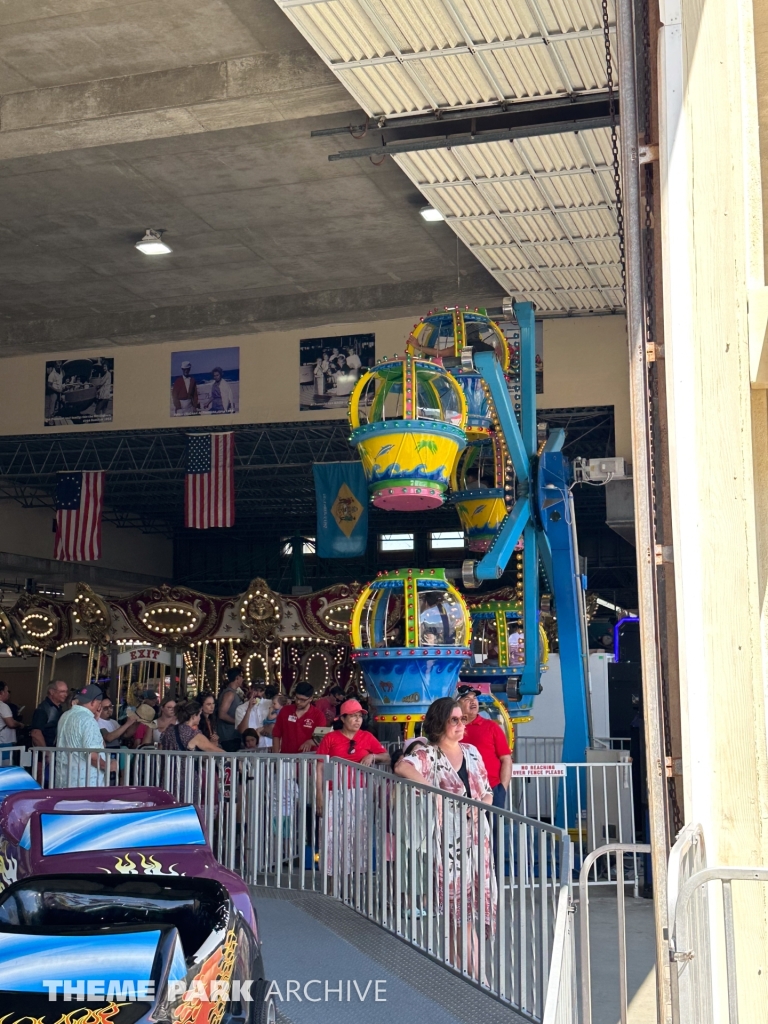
[{"xmin": 313, "ymin": 462, "xmax": 368, "ymax": 558}]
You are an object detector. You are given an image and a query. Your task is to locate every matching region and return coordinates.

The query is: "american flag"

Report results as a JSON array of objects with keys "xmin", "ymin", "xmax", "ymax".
[
  {"xmin": 54, "ymin": 471, "xmax": 105, "ymax": 561},
  {"xmin": 185, "ymin": 433, "xmax": 235, "ymax": 529}
]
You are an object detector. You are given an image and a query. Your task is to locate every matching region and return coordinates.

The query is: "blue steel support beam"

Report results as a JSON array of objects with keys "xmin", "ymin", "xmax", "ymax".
[
  {"xmin": 536, "ymin": 529, "xmax": 555, "ymax": 594},
  {"xmin": 516, "ymin": 302, "xmax": 538, "ymax": 458},
  {"xmin": 520, "ymin": 519, "xmax": 540, "ymax": 695},
  {"xmin": 473, "ymin": 351, "xmax": 529, "ymax": 486},
  {"xmin": 517, "ymin": 303, "xmax": 539, "ymax": 696},
  {"xmin": 543, "ymin": 427, "xmax": 566, "ymax": 453},
  {"xmin": 475, "ymin": 497, "xmax": 531, "ymax": 579},
  {"xmin": 538, "ymin": 451, "xmax": 590, "ymax": 764}
]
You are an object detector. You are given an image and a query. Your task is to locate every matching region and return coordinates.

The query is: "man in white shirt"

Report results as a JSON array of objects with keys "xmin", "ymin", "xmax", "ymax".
[
  {"xmin": 97, "ymin": 698, "xmax": 137, "ymax": 749},
  {"xmin": 55, "ymin": 684, "xmax": 107, "ymax": 787},
  {"xmin": 0, "ymin": 683, "xmax": 22, "ymax": 747},
  {"xmin": 45, "ymin": 361, "xmax": 64, "ymax": 420},
  {"xmin": 345, "ymin": 347, "xmax": 362, "ymax": 373},
  {"xmin": 235, "ymin": 682, "xmax": 268, "ymax": 737}
]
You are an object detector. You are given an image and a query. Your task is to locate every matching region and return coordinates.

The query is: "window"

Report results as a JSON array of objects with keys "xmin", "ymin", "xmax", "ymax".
[
  {"xmin": 429, "ymin": 531, "xmax": 465, "ymax": 550},
  {"xmin": 379, "ymin": 533, "xmax": 414, "ymax": 552},
  {"xmin": 280, "ymin": 537, "xmax": 316, "ymax": 557}
]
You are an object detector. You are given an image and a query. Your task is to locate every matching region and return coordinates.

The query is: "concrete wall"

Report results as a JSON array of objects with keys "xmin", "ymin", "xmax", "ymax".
[
  {"xmin": 0, "ymin": 498, "xmax": 173, "ymax": 579},
  {"xmin": 0, "ymin": 313, "xmax": 631, "ymax": 460},
  {"xmin": 537, "ymin": 316, "xmax": 631, "ymax": 462}
]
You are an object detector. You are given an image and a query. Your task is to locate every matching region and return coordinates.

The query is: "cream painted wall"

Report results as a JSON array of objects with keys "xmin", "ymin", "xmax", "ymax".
[
  {"xmin": 0, "ymin": 498, "xmax": 172, "ymax": 578},
  {"xmin": 538, "ymin": 315, "xmax": 631, "ymax": 462},
  {"xmin": 0, "ymin": 313, "xmax": 630, "ymax": 460}
]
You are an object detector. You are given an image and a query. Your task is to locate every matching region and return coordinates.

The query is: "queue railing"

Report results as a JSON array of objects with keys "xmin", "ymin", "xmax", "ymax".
[
  {"xmin": 30, "ymin": 746, "xmax": 570, "ymax": 1021},
  {"xmin": 318, "ymin": 758, "xmax": 570, "ymax": 1020},
  {"xmin": 512, "ymin": 758, "xmax": 639, "ymax": 892}
]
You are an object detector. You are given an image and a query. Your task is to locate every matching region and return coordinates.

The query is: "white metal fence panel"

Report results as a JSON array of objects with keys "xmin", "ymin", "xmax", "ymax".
[
  {"xmin": 317, "ymin": 758, "xmax": 570, "ymax": 1020},
  {"xmin": 514, "ymin": 738, "xmax": 631, "ymax": 763},
  {"xmin": 578, "ymin": 843, "xmax": 651, "ymax": 1024},
  {"xmin": 30, "ymin": 747, "xmax": 570, "ymax": 1021},
  {"xmin": 542, "ymin": 883, "xmax": 577, "ymax": 1024},
  {"xmin": 672, "ymin": 866, "xmax": 768, "ymax": 1024},
  {"xmin": 511, "ymin": 760, "xmax": 638, "ymax": 892}
]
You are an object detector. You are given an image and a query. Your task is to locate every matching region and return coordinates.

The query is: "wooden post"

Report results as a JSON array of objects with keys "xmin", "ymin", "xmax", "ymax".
[{"xmin": 659, "ymin": 0, "xmax": 768, "ymax": 1015}]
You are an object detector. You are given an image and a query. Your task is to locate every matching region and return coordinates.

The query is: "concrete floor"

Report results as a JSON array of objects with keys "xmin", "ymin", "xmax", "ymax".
[
  {"xmin": 253, "ymin": 884, "xmax": 658, "ymax": 1024},
  {"xmin": 253, "ymin": 886, "xmax": 529, "ymax": 1024},
  {"xmin": 577, "ymin": 890, "xmax": 658, "ymax": 1024}
]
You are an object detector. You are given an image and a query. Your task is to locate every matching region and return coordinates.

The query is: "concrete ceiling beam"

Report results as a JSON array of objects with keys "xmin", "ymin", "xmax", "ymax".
[
  {"xmin": 0, "ymin": 51, "xmax": 354, "ymax": 160},
  {"xmin": 0, "ymin": 269, "xmax": 501, "ymax": 355}
]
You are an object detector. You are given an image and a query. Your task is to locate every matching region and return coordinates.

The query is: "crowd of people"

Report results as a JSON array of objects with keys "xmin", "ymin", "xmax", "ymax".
[
  {"xmin": 4, "ymin": 672, "xmax": 512, "ymax": 798},
  {"xmin": 3, "ymin": 671, "xmax": 512, "ymax": 978}
]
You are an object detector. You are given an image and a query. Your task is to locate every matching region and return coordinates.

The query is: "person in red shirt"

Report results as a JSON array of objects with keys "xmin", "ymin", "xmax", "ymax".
[
  {"xmin": 314, "ymin": 685, "xmax": 346, "ymax": 726},
  {"xmin": 272, "ymin": 682, "xmax": 326, "ymax": 754},
  {"xmin": 457, "ymin": 685, "xmax": 512, "ymax": 808},
  {"xmin": 315, "ymin": 699, "xmax": 389, "ymax": 812}
]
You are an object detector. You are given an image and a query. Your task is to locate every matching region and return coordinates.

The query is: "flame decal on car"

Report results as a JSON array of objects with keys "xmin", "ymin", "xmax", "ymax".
[{"xmin": 173, "ymin": 929, "xmax": 237, "ymax": 1024}]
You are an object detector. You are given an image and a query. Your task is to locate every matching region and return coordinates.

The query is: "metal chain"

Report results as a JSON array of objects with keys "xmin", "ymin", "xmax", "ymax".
[
  {"xmin": 602, "ymin": 0, "xmax": 626, "ymax": 305},
  {"xmin": 637, "ymin": 0, "xmax": 683, "ymax": 838}
]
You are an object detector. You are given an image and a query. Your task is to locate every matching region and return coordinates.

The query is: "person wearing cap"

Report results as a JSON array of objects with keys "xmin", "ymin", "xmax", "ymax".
[
  {"xmin": 272, "ymin": 682, "xmax": 325, "ymax": 754},
  {"xmin": 172, "ymin": 360, "xmax": 199, "ymax": 416},
  {"xmin": 314, "ymin": 699, "xmax": 389, "ymax": 776},
  {"xmin": 315, "ymin": 700, "xmax": 389, "ymax": 875},
  {"xmin": 55, "ymin": 684, "xmax": 108, "ymax": 787},
  {"xmin": 457, "ymin": 685, "xmax": 512, "ymax": 808}
]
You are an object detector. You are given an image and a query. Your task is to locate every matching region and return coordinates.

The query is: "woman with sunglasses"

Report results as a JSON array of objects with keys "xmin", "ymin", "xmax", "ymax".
[
  {"xmin": 315, "ymin": 698, "xmax": 389, "ymax": 774},
  {"xmin": 394, "ymin": 695, "xmax": 495, "ymax": 980},
  {"xmin": 315, "ymin": 699, "xmax": 389, "ymax": 876}
]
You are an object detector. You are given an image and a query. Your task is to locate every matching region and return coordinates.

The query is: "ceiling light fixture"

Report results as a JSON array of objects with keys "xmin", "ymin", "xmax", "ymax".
[
  {"xmin": 420, "ymin": 206, "xmax": 444, "ymax": 222},
  {"xmin": 135, "ymin": 229, "xmax": 172, "ymax": 255}
]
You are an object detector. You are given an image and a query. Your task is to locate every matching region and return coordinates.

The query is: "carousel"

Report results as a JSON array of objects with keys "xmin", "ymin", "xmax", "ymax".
[{"xmin": 0, "ymin": 580, "xmax": 366, "ymax": 710}]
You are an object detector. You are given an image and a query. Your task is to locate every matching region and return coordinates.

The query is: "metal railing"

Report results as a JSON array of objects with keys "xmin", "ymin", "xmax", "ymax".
[
  {"xmin": 512, "ymin": 760, "xmax": 638, "ymax": 891},
  {"xmin": 542, "ymin": 883, "xmax": 577, "ymax": 1024},
  {"xmin": 30, "ymin": 747, "xmax": 570, "ymax": 1021},
  {"xmin": 578, "ymin": 843, "xmax": 651, "ymax": 1024},
  {"xmin": 0, "ymin": 746, "xmax": 28, "ymax": 767},
  {"xmin": 317, "ymin": 758, "xmax": 571, "ymax": 1019},
  {"xmin": 671, "ymin": 860, "xmax": 768, "ymax": 1019},
  {"xmin": 29, "ymin": 746, "xmax": 321, "ymax": 884},
  {"xmin": 514, "ymin": 738, "xmax": 631, "ymax": 763}
]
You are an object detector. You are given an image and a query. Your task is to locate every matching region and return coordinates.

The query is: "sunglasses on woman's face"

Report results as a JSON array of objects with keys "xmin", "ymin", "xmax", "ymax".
[{"xmin": 448, "ymin": 715, "xmax": 467, "ymax": 725}]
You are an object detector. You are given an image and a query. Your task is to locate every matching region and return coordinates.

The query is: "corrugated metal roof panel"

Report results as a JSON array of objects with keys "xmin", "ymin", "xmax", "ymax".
[
  {"xmin": 273, "ymin": 0, "xmax": 622, "ymax": 313},
  {"xmin": 394, "ymin": 126, "xmax": 622, "ymax": 312},
  {"xmin": 275, "ymin": 0, "xmax": 616, "ymax": 117}
]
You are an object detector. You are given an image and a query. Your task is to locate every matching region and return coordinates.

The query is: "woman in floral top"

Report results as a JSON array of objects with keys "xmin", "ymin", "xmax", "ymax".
[{"xmin": 395, "ymin": 696, "xmax": 496, "ymax": 979}]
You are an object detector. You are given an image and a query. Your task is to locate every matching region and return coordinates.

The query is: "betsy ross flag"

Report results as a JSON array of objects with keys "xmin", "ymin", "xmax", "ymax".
[
  {"xmin": 185, "ymin": 433, "xmax": 235, "ymax": 529},
  {"xmin": 54, "ymin": 471, "xmax": 105, "ymax": 561}
]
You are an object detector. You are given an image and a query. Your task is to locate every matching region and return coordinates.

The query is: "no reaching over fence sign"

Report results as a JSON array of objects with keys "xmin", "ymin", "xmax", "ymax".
[{"xmin": 511, "ymin": 763, "xmax": 567, "ymax": 778}]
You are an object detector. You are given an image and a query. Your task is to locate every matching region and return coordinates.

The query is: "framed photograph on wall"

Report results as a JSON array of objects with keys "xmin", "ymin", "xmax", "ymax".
[
  {"xmin": 300, "ymin": 333, "xmax": 375, "ymax": 412},
  {"xmin": 44, "ymin": 357, "xmax": 114, "ymax": 426},
  {"xmin": 171, "ymin": 347, "xmax": 240, "ymax": 417}
]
